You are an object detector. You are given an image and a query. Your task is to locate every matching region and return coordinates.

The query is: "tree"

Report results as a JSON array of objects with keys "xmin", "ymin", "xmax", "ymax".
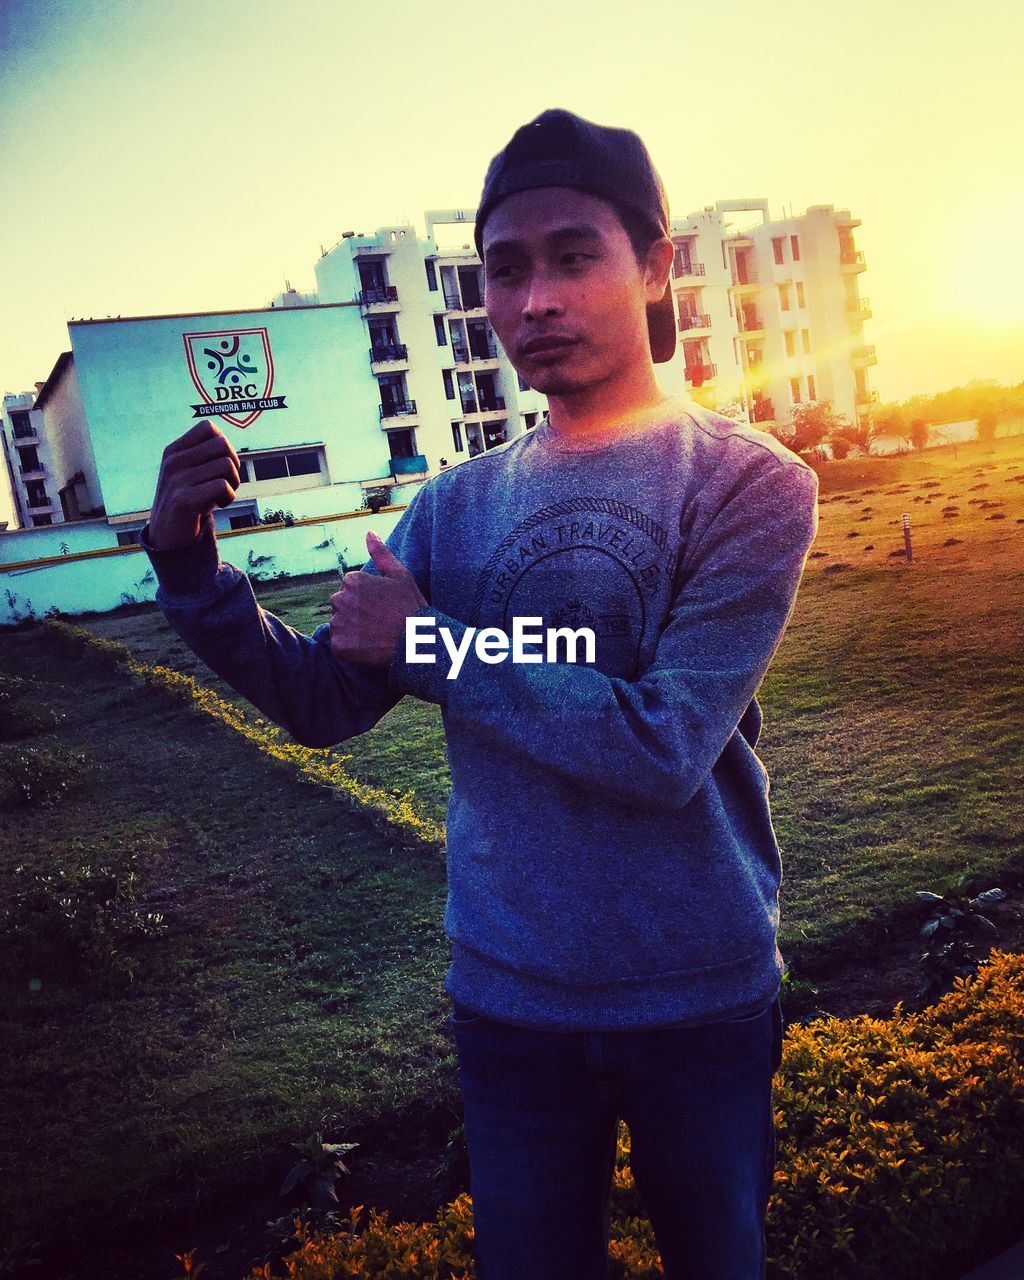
[
  {"xmin": 830, "ymin": 436, "xmax": 852, "ymax": 460},
  {"xmin": 909, "ymin": 418, "xmax": 929, "ymax": 451},
  {"xmin": 977, "ymin": 410, "xmax": 998, "ymax": 448},
  {"xmin": 786, "ymin": 400, "xmax": 853, "ymax": 457}
]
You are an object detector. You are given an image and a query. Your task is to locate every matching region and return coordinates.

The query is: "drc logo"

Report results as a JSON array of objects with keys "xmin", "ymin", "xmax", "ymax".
[{"xmin": 183, "ymin": 327, "xmax": 288, "ymax": 429}]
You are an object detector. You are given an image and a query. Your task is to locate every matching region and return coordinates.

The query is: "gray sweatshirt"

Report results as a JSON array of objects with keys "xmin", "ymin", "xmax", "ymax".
[{"xmin": 138, "ymin": 396, "xmax": 819, "ymax": 1032}]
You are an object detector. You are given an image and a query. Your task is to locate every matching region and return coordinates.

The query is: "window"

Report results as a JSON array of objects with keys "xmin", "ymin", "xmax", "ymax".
[
  {"xmin": 31, "ymin": 514, "xmax": 52, "ymax": 526},
  {"xmin": 517, "ymin": 372, "xmax": 530, "ymax": 392},
  {"xmin": 796, "ymin": 281, "xmax": 805, "ymax": 308},
  {"xmin": 425, "ymin": 260, "xmax": 438, "ymax": 291},
  {"xmin": 784, "ymin": 330, "xmax": 795, "ymax": 357},
  {"xmin": 802, "ymin": 328, "xmax": 811, "ymax": 354},
  {"xmin": 11, "ymin": 410, "xmax": 33, "ymax": 437},
  {"xmin": 116, "ymin": 529, "xmax": 142, "ymax": 547},
  {"xmin": 17, "ymin": 445, "xmax": 40, "ymax": 472},
  {"xmin": 25, "ymin": 480, "xmax": 48, "ymax": 505},
  {"xmin": 771, "ymin": 237, "xmax": 785, "ymax": 265},
  {"xmin": 434, "ymin": 314, "xmax": 447, "ymax": 346},
  {"xmin": 236, "ymin": 457, "xmax": 248, "ymax": 482},
  {"xmin": 807, "ymin": 374, "xmax": 816, "ymax": 401},
  {"xmin": 791, "ymin": 235, "xmax": 800, "ymax": 261},
  {"xmin": 524, "ymin": 412, "xmax": 538, "ymax": 430},
  {"xmin": 229, "ymin": 513, "xmax": 258, "ymax": 529},
  {"xmin": 286, "ymin": 450, "xmax": 320, "ymax": 476},
  {"xmin": 252, "ymin": 454, "xmax": 289, "ymax": 481},
  {"xmin": 443, "ymin": 369, "xmax": 455, "ymax": 400},
  {"xmin": 778, "ymin": 284, "xmax": 790, "ymax": 312},
  {"xmin": 451, "ymin": 421, "xmax": 464, "ymax": 453},
  {"xmin": 790, "ymin": 377, "xmax": 802, "ymax": 404}
]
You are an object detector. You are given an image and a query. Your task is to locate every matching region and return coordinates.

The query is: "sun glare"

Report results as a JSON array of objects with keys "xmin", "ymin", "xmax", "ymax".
[{"xmin": 944, "ymin": 198, "xmax": 1024, "ymax": 325}]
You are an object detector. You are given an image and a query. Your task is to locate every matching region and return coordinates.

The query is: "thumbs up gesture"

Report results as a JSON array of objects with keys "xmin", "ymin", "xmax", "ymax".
[{"xmin": 330, "ymin": 529, "xmax": 428, "ymax": 668}]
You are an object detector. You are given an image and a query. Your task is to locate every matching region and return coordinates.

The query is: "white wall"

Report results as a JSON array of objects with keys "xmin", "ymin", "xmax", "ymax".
[{"xmin": 0, "ymin": 503, "xmax": 415, "ymax": 626}]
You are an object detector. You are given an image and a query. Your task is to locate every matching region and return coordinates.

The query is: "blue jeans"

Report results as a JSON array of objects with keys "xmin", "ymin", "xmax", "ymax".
[{"xmin": 448, "ymin": 995, "xmax": 784, "ymax": 1280}]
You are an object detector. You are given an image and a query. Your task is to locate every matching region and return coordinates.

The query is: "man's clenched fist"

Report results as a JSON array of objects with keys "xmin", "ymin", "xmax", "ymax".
[{"xmin": 330, "ymin": 530, "xmax": 427, "ymax": 668}]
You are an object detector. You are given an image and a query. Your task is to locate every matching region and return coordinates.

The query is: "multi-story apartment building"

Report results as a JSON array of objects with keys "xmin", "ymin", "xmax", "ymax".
[
  {"xmin": 310, "ymin": 210, "xmax": 548, "ymax": 469},
  {"xmin": 661, "ymin": 198, "xmax": 875, "ymax": 431},
  {"xmin": 1, "ymin": 388, "xmax": 62, "ymax": 528}
]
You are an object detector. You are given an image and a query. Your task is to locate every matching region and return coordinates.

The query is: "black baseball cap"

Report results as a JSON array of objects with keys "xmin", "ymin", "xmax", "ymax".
[{"xmin": 474, "ymin": 107, "xmax": 677, "ymax": 364}]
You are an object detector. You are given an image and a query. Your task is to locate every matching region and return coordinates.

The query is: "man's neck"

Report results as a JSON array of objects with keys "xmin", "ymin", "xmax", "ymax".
[{"xmin": 545, "ymin": 367, "xmax": 670, "ymax": 442}]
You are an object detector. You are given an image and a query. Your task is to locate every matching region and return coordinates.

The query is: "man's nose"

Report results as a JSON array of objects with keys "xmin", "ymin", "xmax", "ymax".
[{"xmin": 522, "ymin": 269, "xmax": 563, "ymax": 320}]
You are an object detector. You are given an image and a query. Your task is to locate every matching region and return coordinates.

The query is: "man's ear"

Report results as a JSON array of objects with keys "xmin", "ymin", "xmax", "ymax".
[{"xmin": 645, "ymin": 236, "xmax": 675, "ymax": 304}]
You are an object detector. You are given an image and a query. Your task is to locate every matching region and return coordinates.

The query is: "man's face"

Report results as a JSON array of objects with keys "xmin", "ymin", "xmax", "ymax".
[{"xmin": 481, "ymin": 186, "xmax": 662, "ymax": 396}]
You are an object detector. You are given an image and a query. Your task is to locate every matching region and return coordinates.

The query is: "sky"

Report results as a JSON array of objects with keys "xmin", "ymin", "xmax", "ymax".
[{"xmin": 1, "ymin": 0, "xmax": 1022, "ymax": 524}]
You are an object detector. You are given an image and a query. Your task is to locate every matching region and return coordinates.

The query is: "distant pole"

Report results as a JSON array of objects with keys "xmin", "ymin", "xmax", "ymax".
[{"xmin": 903, "ymin": 512, "xmax": 913, "ymax": 563}]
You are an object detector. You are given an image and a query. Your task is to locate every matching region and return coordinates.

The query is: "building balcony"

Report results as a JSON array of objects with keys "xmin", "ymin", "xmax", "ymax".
[
  {"xmin": 738, "ymin": 307, "xmax": 765, "ymax": 335},
  {"xmin": 679, "ymin": 312, "xmax": 712, "ymax": 332},
  {"xmin": 443, "ymin": 292, "xmax": 485, "ymax": 314},
  {"xmin": 840, "ymin": 249, "xmax": 866, "ymax": 271},
  {"xmin": 856, "ymin": 388, "xmax": 881, "ymax": 406},
  {"xmin": 369, "ymin": 342, "xmax": 408, "ymax": 365},
  {"xmin": 379, "ymin": 399, "xmax": 417, "ymax": 421},
  {"xmin": 674, "ymin": 261, "xmax": 705, "ymax": 280},
  {"xmin": 353, "ymin": 244, "xmax": 390, "ymax": 257},
  {"xmin": 12, "ymin": 427, "xmax": 39, "ymax": 444},
  {"xmin": 467, "ymin": 396, "xmax": 506, "ymax": 417},
  {"xmin": 453, "ymin": 342, "xmax": 498, "ymax": 364},
  {"xmin": 19, "ymin": 465, "xmax": 46, "ymax": 480},
  {"xmin": 389, "ymin": 454, "xmax": 428, "ymax": 477},
  {"xmin": 846, "ymin": 297, "xmax": 872, "ymax": 320},
  {"xmin": 730, "ymin": 278, "xmax": 760, "ymax": 294},
  {"xmin": 359, "ymin": 285, "xmax": 400, "ymax": 309},
  {"xmin": 836, "ymin": 211, "xmax": 862, "ymax": 229},
  {"xmin": 26, "ymin": 497, "xmax": 52, "ymax": 512},
  {"xmin": 852, "ymin": 344, "xmax": 878, "ymax": 366},
  {"xmin": 685, "ymin": 362, "xmax": 717, "ymax": 385}
]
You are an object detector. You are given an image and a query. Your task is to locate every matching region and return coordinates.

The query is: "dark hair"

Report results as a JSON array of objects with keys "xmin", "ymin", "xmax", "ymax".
[{"xmin": 607, "ymin": 199, "xmax": 665, "ymax": 269}]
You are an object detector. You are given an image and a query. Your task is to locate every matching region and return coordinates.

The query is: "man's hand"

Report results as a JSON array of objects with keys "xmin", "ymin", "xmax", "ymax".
[
  {"xmin": 148, "ymin": 421, "xmax": 242, "ymax": 549},
  {"xmin": 330, "ymin": 530, "xmax": 428, "ymax": 668}
]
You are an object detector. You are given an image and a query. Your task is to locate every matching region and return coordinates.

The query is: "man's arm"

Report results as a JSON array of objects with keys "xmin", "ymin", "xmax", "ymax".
[
  {"xmin": 138, "ymin": 485, "xmax": 433, "ymax": 747},
  {"xmin": 384, "ymin": 461, "xmax": 819, "ymax": 811}
]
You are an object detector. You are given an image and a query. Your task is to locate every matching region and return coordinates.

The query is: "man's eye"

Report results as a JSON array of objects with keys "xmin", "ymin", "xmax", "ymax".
[{"xmin": 562, "ymin": 253, "xmax": 592, "ymax": 266}]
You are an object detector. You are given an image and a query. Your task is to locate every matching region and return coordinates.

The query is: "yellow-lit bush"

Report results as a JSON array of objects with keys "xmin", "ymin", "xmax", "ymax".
[{"xmin": 174, "ymin": 950, "xmax": 1024, "ymax": 1280}]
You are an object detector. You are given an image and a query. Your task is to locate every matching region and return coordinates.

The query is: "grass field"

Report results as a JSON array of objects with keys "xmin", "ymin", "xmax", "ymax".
[{"xmin": 1, "ymin": 430, "xmax": 1022, "ymax": 1275}]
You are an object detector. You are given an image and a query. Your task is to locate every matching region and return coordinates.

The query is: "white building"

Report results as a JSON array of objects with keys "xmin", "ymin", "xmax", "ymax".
[
  {"xmin": 1, "ymin": 387, "xmax": 61, "ymax": 529},
  {"xmin": 661, "ymin": 198, "xmax": 876, "ymax": 430}
]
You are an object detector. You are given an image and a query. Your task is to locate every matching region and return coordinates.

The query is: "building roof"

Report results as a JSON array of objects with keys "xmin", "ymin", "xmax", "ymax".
[
  {"xmin": 32, "ymin": 350, "xmax": 73, "ymax": 412},
  {"xmin": 66, "ymin": 301, "xmax": 355, "ymax": 327}
]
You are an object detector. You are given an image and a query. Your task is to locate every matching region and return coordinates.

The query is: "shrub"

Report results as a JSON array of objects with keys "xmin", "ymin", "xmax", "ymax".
[
  {"xmin": 175, "ymin": 950, "xmax": 1024, "ymax": 1280},
  {"xmin": 1, "ymin": 858, "xmax": 167, "ymax": 980},
  {"xmin": 0, "ymin": 744, "xmax": 89, "ymax": 811},
  {"xmin": 363, "ymin": 486, "xmax": 393, "ymax": 514},
  {"xmin": 0, "ymin": 673, "xmax": 66, "ymax": 742}
]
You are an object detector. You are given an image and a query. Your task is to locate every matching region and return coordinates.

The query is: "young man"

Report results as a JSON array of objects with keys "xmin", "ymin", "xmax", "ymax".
[{"xmin": 139, "ymin": 108, "xmax": 819, "ymax": 1279}]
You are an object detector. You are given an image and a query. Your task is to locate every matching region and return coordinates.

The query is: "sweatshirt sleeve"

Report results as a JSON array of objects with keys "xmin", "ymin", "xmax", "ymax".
[
  {"xmin": 385, "ymin": 461, "xmax": 819, "ymax": 812},
  {"xmin": 137, "ymin": 486, "xmax": 433, "ymax": 748}
]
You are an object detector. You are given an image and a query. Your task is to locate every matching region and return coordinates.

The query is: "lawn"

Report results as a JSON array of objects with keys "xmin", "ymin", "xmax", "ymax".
[{"xmin": 1, "ymin": 430, "xmax": 1022, "ymax": 1277}]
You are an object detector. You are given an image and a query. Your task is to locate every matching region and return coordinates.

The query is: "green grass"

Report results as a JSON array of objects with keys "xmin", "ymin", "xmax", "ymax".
[{"xmin": 1, "ymin": 431, "xmax": 1022, "ymax": 1258}]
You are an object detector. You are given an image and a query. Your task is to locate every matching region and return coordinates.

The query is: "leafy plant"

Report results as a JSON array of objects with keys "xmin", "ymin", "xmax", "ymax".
[
  {"xmin": 259, "ymin": 507, "xmax": 295, "ymax": 527},
  {"xmin": 0, "ymin": 745, "xmax": 88, "ymax": 811},
  {"xmin": 0, "ymin": 674, "xmax": 66, "ymax": 742},
  {"xmin": 362, "ymin": 486, "xmax": 392, "ymax": 514},
  {"xmin": 2, "ymin": 859, "xmax": 167, "ymax": 980},
  {"xmin": 914, "ymin": 870, "xmax": 1006, "ymax": 1002},
  {"xmin": 278, "ymin": 1131, "xmax": 360, "ymax": 1214}
]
